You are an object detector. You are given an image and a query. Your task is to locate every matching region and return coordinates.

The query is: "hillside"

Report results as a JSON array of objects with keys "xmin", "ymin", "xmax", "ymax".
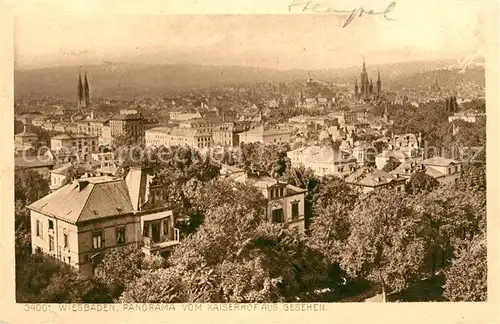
[{"xmin": 14, "ymin": 58, "xmax": 485, "ymax": 100}]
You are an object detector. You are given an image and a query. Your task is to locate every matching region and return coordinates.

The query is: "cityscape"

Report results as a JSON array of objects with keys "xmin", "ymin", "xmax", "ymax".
[{"xmin": 13, "ymin": 13, "xmax": 486, "ymax": 305}]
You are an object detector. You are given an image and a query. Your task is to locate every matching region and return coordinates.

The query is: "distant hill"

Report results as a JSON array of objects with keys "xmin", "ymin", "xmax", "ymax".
[{"xmin": 14, "ymin": 58, "xmax": 485, "ymax": 100}]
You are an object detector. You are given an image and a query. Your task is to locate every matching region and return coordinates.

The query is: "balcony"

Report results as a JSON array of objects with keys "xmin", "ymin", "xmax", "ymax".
[{"xmin": 142, "ymin": 228, "xmax": 180, "ymax": 255}]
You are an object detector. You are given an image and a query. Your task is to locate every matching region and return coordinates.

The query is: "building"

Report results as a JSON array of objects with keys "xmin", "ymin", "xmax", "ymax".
[
  {"xmin": 100, "ymin": 123, "xmax": 112, "ymax": 146},
  {"xmin": 352, "ymin": 142, "xmax": 377, "ymax": 167},
  {"xmin": 212, "ymin": 121, "xmax": 252, "ymax": 147},
  {"xmin": 239, "ymin": 126, "xmax": 291, "ymax": 144},
  {"xmin": 287, "ymin": 145, "xmax": 357, "ymax": 178},
  {"xmin": 392, "ymin": 133, "xmax": 421, "ymax": 150},
  {"xmin": 28, "ymin": 167, "xmax": 180, "ymax": 277},
  {"xmin": 448, "ymin": 111, "xmax": 485, "ymax": 123},
  {"xmin": 90, "ymin": 152, "xmax": 116, "ymax": 169},
  {"xmin": 50, "ymin": 133, "xmax": 99, "ymax": 160},
  {"xmin": 145, "ymin": 126, "xmax": 212, "ymax": 149},
  {"xmin": 49, "ymin": 163, "xmax": 74, "ymax": 192},
  {"xmin": 168, "ymin": 111, "xmax": 202, "ymax": 122},
  {"xmin": 375, "ymin": 149, "xmax": 417, "ymax": 170},
  {"xmin": 345, "ymin": 167, "xmax": 406, "ymax": 193},
  {"xmin": 354, "ymin": 59, "xmax": 382, "ymax": 101},
  {"xmin": 77, "ymin": 71, "xmax": 91, "ymax": 109},
  {"xmin": 109, "ymin": 112, "xmax": 145, "ymax": 143},
  {"xmin": 14, "ymin": 124, "xmax": 39, "ymax": 152},
  {"xmin": 228, "ymin": 168, "xmax": 307, "ymax": 233},
  {"xmin": 420, "ymin": 157, "xmax": 462, "ymax": 186}
]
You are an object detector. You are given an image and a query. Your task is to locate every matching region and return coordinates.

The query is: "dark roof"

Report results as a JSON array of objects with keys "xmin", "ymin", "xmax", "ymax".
[
  {"xmin": 111, "ymin": 113, "xmax": 142, "ymax": 121},
  {"xmin": 15, "ymin": 157, "xmax": 55, "ymax": 169},
  {"xmin": 28, "ymin": 177, "xmax": 134, "ymax": 224}
]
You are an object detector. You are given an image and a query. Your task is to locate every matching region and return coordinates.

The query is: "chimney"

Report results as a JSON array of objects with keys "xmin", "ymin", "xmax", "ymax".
[
  {"xmin": 125, "ymin": 166, "xmax": 153, "ymax": 212},
  {"xmin": 77, "ymin": 180, "xmax": 89, "ymax": 192}
]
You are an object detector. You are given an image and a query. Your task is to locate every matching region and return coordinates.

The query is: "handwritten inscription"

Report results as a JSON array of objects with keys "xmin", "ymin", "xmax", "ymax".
[{"xmin": 288, "ymin": 0, "xmax": 396, "ymax": 27}]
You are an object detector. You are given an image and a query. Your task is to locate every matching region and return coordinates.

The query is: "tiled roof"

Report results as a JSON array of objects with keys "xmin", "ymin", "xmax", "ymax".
[
  {"xmin": 28, "ymin": 177, "xmax": 134, "ymax": 224},
  {"xmin": 421, "ymin": 156, "xmax": 460, "ymax": 167},
  {"xmin": 111, "ymin": 113, "xmax": 142, "ymax": 121},
  {"xmin": 346, "ymin": 168, "xmax": 405, "ymax": 187}
]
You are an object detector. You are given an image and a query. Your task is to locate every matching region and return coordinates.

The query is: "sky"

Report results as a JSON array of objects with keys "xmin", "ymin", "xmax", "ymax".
[{"xmin": 13, "ymin": 0, "xmax": 487, "ymax": 70}]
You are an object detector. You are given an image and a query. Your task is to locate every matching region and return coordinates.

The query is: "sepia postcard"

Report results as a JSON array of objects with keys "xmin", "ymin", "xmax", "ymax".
[{"xmin": 1, "ymin": 0, "xmax": 499, "ymax": 323}]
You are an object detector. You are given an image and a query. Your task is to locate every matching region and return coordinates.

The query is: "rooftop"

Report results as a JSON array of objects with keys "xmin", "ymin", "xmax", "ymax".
[
  {"xmin": 345, "ymin": 168, "xmax": 405, "ymax": 187},
  {"xmin": 111, "ymin": 113, "xmax": 142, "ymax": 121},
  {"xmin": 421, "ymin": 156, "xmax": 460, "ymax": 167},
  {"xmin": 28, "ymin": 177, "xmax": 133, "ymax": 224}
]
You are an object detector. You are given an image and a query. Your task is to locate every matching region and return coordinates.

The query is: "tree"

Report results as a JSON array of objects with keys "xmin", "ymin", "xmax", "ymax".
[
  {"xmin": 411, "ymin": 186, "xmax": 486, "ymax": 275},
  {"xmin": 121, "ymin": 183, "xmax": 330, "ymax": 303},
  {"xmin": 381, "ymin": 157, "xmax": 401, "ymax": 172},
  {"xmin": 457, "ymin": 163, "xmax": 486, "ymax": 192},
  {"xmin": 94, "ymin": 244, "xmax": 145, "ymax": 299},
  {"xmin": 237, "ymin": 142, "xmax": 291, "ymax": 178},
  {"xmin": 308, "ymin": 176, "xmax": 360, "ymax": 264},
  {"xmin": 340, "ymin": 190, "xmax": 427, "ymax": 302},
  {"xmin": 15, "ymin": 169, "xmax": 50, "ymax": 206},
  {"xmin": 443, "ymin": 234, "xmax": 486, "ymax": 301},
  {"xmin": 405, "ymin": 171, "xmax": 440, "ymax": 195},
  {"xmin": 16, "ymin": 251, "xmax": 113, "ymax": 303}
]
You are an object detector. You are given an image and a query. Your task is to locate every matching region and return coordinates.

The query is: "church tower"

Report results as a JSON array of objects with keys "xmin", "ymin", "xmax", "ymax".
[
  {"xmin": 83, "ymin": 73, "xmax": 90, "ymax": 108},
  {"xmin": 376, "ymin": 69, "xmax": 382, "ymax": 97},
  {"xmin": 77, "ymin": 69, "xmax": 91, "ymax": 109},
  {"xmin": 369, "ymin": 78, "xmax": 374, "ymax": 94},
  {"xmin": 77, "ymin": 71, "xmax": 85, "ymax": 108},
  {"xmin": 354, "ymin": 79, "xmax": 359, "ymax": 100}
]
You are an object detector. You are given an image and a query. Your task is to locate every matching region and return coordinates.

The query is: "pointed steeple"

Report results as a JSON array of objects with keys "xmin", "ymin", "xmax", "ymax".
[
  {"xmin": 83, "ymin": 72, "xmax": 90, "ymax": 107},
  {"xmin": 362, "ymin": 56, "xmax": 366, "ymax": 73},
  {"xmin": 354, "ymin": 78, "xmax": 359, "ymax": 100},
  {"xmin": 376, "ymin": 69, "xmax": 382, "ymax": 97},
  {"xmin": 77, "ymin": 70, "xmax": 84, "ymax": 107}
]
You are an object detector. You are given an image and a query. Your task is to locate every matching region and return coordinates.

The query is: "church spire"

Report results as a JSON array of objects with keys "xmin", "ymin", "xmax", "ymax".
[
  {"xmin": 376, "ymin": 69, "xmax": 382, "ymax": 97},
  {"xmin": 77, "ymin": 70, "xmax": 84, "ymax": 108},
  {"xmin": 354, "ymin": 78, "xmax": 359, "ymax": 100},
  {"xmin": 362, "ymin": 56, "xmax": 366, "ymax": 73},
  {"xmin": 83, "ymin": 72, "xmax": 90, "ymax": 108}
]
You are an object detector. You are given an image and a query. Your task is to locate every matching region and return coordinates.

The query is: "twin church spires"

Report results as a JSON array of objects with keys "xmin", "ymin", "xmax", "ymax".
[
  {"xmin": 354, "ymin": 58, "xmax": 382, "ymax": 101},
  {"xmin": 77, "ymin": 70, "xmax": 91, "ymax": 109}
]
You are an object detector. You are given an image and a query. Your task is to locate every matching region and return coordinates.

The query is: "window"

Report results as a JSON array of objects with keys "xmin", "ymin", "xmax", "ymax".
[
  {"xmin": 291, "ymin": 202, "xmax": 299, "ymax": 220},
  {"xmin": 36, "ymin": 220, "xmax": 41, "ymax": 237},
  {"xmin": 92, "ymin": 231, "xmax": 103, "ymax": 249},
  {"xmin": 272, "ymin": 209, "xmax": 284, "ymax": 223},
  {"xmin": 455, "ymin": 166, "xmax": 459, "ymax": 173},
  {"xmin": 279, "ymin": 187, "xmax": 284, "ymax": 197},
  {"xmin": 63, "ymin": 233, "xmax": 68, "ymax": 249},
  {"xmin": 49, "ymin": 235, "xmax": 54, "ymax": 252},
  {"xmin": 270, "ymin": 189, "xmax": 274, "ymax": 199},
  {"xmin": 68, "ymin": 256, "xmax": 71, "ymax": 265},
  {"xmin": 116, "ymin": 226, "xmax": 126, "ymax": 245},
  {"xmin": 48, "ymin": 219, "xmax": 54, "ymax": 230}
]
